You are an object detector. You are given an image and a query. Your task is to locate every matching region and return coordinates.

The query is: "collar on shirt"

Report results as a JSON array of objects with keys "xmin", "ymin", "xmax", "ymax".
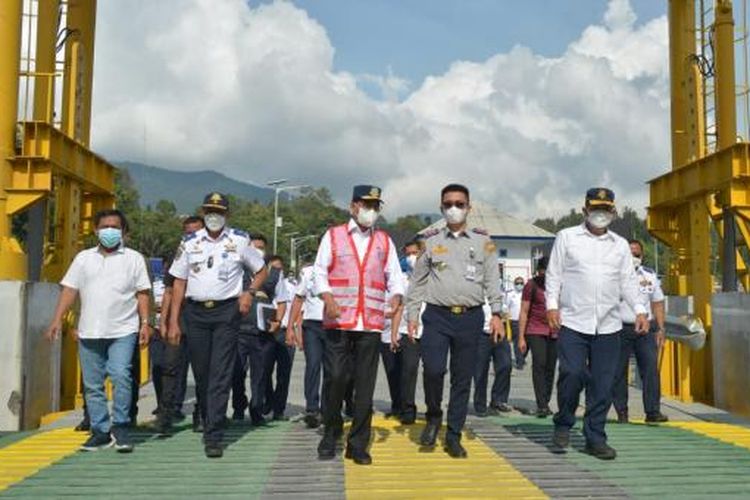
[
  {"xmin": 575, "ymin": 223, "xmax": 615, "ymax": 240},
  {"xmin": 198, "ymin": 227, "xmax": 230, "ymax": 242},
  {"xmin": 347, "ymin": 218, "xmax": 373, "ymax": 235},
  {"xmin": 442, "ymin": 226, "xmax": 470, "ymax": 239},
  {"xmin": 96, "ymin": 245, "xmax": 126, "ymax": 255}
]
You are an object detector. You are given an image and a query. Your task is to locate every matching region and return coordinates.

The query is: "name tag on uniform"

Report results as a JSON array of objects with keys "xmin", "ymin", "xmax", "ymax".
[{"xmin": 465, "ymin": 264, "xmax": 477, "ymax": 281}]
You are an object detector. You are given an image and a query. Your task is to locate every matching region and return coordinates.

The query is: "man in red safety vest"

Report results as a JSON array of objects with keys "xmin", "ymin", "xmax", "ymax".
[{"xmin": 312, "ymin": 185, "xmax": 404, "ymax": 465}]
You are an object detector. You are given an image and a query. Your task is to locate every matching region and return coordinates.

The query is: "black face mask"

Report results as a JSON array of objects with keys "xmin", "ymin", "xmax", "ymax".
[{"xmin": 534, "ymin": 274, "xmax": 546, "ymax": 286}]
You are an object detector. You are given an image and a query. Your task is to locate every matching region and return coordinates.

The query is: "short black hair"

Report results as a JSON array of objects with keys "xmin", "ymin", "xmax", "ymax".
[
  {"xmin": 403, "ymin": 240, "xmax": 419, "ymax": 251},
  {"xmin": 628, "ymin": 239, "xmax": 643, "ymax": 253},
  {"xmin": 537, "ymin": 256, "xmax": 549, "ymax": 270},
  {"xmin": 183, "ymin": 215, "xmax": 204, "ymax": 227},
  {"xmin": 251, "ymin": 233, "xmax": 268, "ymax": 244},
  {"xmin": 441, "ymin": 183, "xmax": 470, "ymax": 201},
  {"xmin": 94, "ymin": 209, "xmax": 128, "ymax": 233},
  {"xmin": 268, "ymin": 254, "xmax": 284, "ymax": 265}
]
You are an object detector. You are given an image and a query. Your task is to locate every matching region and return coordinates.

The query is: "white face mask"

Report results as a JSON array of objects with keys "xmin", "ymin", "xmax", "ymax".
[
  {"xmin": 406, "ymin": 254, "xmax": 417, "ymax": 270},
  {"xmin": 356, "ymin": 208, "xmax": 379, "ymax": 228},
  {"xmin": 632, "ymin": 256, "xmax": 642, "ymax": 269},
  {"xmin": 514, "ymin": 283, "xmax": 524, "ymax": 292},
  {"xmin": 587, "ymin": 209, "xmax": 614, "ymax": 230},
  {"xmin": 204, "ymin": 213, "xmax": 226, "ymax": 232},
  {"xmin": 444, "ymin": 206, "xmax": 467, "ymax": 225}
]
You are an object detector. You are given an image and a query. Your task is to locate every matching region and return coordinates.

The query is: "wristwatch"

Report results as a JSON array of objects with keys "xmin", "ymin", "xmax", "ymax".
[{"xmin": 246, "ymin": 287, "xmax": 257, "ymax": 296}]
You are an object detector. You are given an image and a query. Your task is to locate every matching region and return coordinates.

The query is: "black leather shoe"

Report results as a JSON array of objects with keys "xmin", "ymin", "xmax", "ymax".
[
  {"xmin": 475, "ymin": 407, "xmax": 488, "ymax": 418},
  {"xmin": 400, "ymin": 414, "xmax": 416, "ymax": 425},
  {"xmin": 444, "ymin": 440, "xmax": 468, "ymax": 458},
  {"xmin": 251, "ymin": 416, "xmax": 267, "ymax": 427},
  {"xmin": 551, "ymin": 429, "xmax": 570, "ymax": 453},
  {"xmin": 317, "ymin": 432, "xmax": 336, "ymax": 460},
  {"xmin": 616, "ymin": 411, "xmax": 629, "ymax": 424},
  {"xmin": 536, "ymin": 407, "xmax": 552, "ymax": 418},
  {"xmin": 645, "ymin": 412, "xmax": 669, "ymax": 424},
  {"xmin": 345, "ymin": 448, "xmax": 372, "ymax": 465},
  {"xmin": 232, "ymin": 411, "xmax": 245, "ymax": 421},
  {"xmin": 304, "ymin": 412, "xmax": 321, "ymax": 429},
  {"xmin": 584, "ymin": 442, "xmax": 617, "ymax": 460},
  {"xmin": 204, "ymin": 443, "xmax": 223, "ymax": 458},
  {"xmin": 420, "ymin": 422, "xmax": 440, "ymax": 447}
]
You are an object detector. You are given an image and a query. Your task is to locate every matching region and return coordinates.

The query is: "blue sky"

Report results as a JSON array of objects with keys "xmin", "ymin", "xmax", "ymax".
[{"xmin": 256, "ymin": 0, "xmax": 666, "ymax": 90}]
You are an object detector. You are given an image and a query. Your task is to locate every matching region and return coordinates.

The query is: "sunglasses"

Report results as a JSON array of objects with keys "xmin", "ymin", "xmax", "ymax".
[{"xmin": 442, "ymin": 201, "xmax": 468, "ymax": 210}]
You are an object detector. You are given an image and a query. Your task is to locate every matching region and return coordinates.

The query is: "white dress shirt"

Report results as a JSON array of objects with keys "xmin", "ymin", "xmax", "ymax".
[
  {"xmin": 169, "ymin": 227, "xmax": 265, "ymax": 301},
  {"xmin": 61, "ymin": 246, "xmax": 152, "ymax": 339},
  {"xmin": 504, "ymin": 289, "xmax": 523, "ymax": 321},
  {"xmin": 545, "ymin": 224, "xmax": 647, "ymax": 335},
  {"xmin": 295, "ymin": 266, "xmax": 324, "ymax": 321},
  {"xmin": 313, "ymin": 218, "xmax": 404, "ymax": 332},
  {"xmin": 619, "ymin": 265, "xmax": 664, "ymax": 323}
]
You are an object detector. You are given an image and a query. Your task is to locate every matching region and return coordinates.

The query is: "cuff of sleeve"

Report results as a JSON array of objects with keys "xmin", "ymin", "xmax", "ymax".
[
  {"xmin": 490, "ymin": 304, "xmax": 503, "ymax": 315},
  {"xmin": 314, "ymin": 285, "xmax": 332, "ymax": 296},
  {"xmin": 546, "ymin": 297, "xmax": 558, "ymax": 310},
  {"xmin": 634, "ymin": 304, "xmax": 648, "ymax": 316}
]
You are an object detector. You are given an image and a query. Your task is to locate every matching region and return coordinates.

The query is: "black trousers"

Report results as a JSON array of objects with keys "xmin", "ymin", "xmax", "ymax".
[
  {"xmin": 152, "ymin": 313, "xmax": 190, "ymax": 419},
  {"xmin": 265, "ymin": 331, "xmax": 295, "ymax": 416},
  {"xmin": 249, "ymin": 332, "xmax": 275, "ymax": 421},
  {"xmin": 473, "ymin": 333, "xmax": 511, "ymax": 411},
  {"xmin": 184, "ymin": 299, "xmax": 241, "ymax": 444},
  {"xmin": 526, "ymin": 334, "xmax": 557, "ymax": 410},
  {"xmin": 612, "ymin": 324, "xmax": 661, "ymax": 416},
  {"xmin": 399, "ymin": 336, "xmax": 420, "ymax": 421},
  {"xmin": 322, "ymin": 330, "xmax": 380, "ymax": 452},
  {"xmin": 553, "ymin": 327, "xmax": 620, "ymax": 446},
  {"xmin": 380, "ymin": 342, "xmax": 402, "ymax": 414},
  {"xmin": 421, "ymin": 304, "xmax": 482, "ymax": 442},
  {"xmin": 302, "ymin": 320, "xmax": 326, "ymax": 413},
  {"xmin": 231, "ymin": 331, "xmax": 253, "ymax": 414}
]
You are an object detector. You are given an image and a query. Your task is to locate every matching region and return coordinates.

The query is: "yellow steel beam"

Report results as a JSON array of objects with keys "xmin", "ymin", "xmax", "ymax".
[
  {"xmin": 61, "ymin": 0, "xmax": 96, "ymax": 147},
  {"xmin": 33, "ymin": 0, "xmax": 60, "ymax": 124},
  {"xmin": 9, "ymin": 121, "xmax": 115, "ymax": 198},
  {"xmin": 715, "ymin": 0, "xmax": 738, "ymax": 149},
  {"xmin": 0, "ymin": 0, "xmax": 27, "ymax": 280}
]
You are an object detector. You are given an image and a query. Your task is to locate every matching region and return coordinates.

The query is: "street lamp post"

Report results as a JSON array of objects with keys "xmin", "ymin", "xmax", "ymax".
[
  {"xmin": 267, "ymin": 180, "xmax": 309, "ymax": 254},
  {"xmin": 290, "ymin": 234, "xmax": 318, "ymax": 273}
]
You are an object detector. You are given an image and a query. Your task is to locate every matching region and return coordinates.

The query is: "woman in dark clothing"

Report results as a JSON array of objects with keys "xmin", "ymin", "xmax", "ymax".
[{"xmin": 518, "ymin": 257, "xmax": 557, "ymax": 417}]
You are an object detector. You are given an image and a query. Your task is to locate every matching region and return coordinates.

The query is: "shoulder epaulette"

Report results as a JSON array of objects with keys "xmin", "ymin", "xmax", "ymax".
[
  {"xmin": 231, "ymin": 228, "xmax": 249, "ymax": 238},
  {"xmin": 182, "ymin": 232, "xmax": 198, "ymax": 242},
  {"xmin": 421, "ymin": 228, "xmax": 440, "ymax": 239},
  {"xmin": 642, "ymin": 266, "xmax": 656, "ymax": 274},
  {"xmin": 472, "ymin": 227, "xmax": 489, "ymax": 236}
]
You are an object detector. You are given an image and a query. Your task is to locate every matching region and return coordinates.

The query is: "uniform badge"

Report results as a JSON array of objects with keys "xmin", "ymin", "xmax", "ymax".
[
  {"xmin": 225, "ymin": 241, "xmax": 237, "ymax": 252},
  {"xmin": 191, "ymin": 263, "xmax": 201, "ymax": 273},
  {"xmin": 484, "ymin": 241, "xmax": 496, "ymax": 254},
  {"xmin": 435, "ymin": 262, "xmax": 448, "ymax": 271},
  {"xmin": 433, "ymin": 245, "xmax": 449, "ymax": 255}
]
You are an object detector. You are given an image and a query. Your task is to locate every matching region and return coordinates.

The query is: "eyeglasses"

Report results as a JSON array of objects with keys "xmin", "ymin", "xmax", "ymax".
[{"xmin": 442, "ymin": 201, "xmax": 467, "ymax": 209}]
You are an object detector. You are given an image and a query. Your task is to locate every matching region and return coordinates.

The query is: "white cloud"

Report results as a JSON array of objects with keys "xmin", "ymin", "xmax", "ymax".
[{"xmin": 91, "ymin": 0, "xmax": 669, "ymax": 220}]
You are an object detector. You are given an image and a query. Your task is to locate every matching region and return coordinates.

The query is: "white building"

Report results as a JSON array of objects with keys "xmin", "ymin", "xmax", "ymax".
[{"xmin": 419, "ymin": 201, "xmax": 555, "ymax": 290}]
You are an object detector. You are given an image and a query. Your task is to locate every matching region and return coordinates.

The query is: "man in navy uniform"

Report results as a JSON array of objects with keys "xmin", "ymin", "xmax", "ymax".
[
  {"xmin": 545, "ymin": 187, "xmax": 649, "ymax": 460},
  {"xmin": 405, "ymin": 183, "xmax": 505, "ymax": 459},
  {"xmin": 168, "ymin": 192, "xmax": 267, "ymax": 458}
]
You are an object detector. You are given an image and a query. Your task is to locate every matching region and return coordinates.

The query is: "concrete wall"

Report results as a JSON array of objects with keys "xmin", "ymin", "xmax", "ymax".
[
  {"xmin": 0, "ymin": 281, "xmax": 61, "ymax": 431},
  {"xmin": 711, "ymin": 292, "xmax": 750, "ymax": 417}
]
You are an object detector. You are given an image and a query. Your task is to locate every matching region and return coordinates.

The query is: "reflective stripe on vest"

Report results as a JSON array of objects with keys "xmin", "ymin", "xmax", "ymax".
[{"xmin": 323, "ymin": 223, "xmax": 389, "ymax": 331}]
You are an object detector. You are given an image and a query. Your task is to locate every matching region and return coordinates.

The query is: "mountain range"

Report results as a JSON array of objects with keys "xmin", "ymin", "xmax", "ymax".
[{"xmin": 117, "ymin": 161, "xmax": 277, "ymax": 213}]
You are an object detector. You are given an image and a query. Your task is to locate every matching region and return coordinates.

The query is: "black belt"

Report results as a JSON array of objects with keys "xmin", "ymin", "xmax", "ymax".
[
  {"xmin": 429, "ymin": 304, "xmax": 482, "ymax": 315},
  {"xmin": 187, "ymin": 297, "xmax": 236, "ymax": 309}
]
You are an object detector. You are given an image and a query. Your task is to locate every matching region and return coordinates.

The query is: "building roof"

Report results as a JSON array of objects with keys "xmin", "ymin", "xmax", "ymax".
[{"xmin": 419, "ymin": 200, "xmax": 555, "ymax": 240}]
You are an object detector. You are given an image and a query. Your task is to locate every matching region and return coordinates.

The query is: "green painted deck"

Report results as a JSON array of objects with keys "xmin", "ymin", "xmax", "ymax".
[{"xmin": 2, "ymin": 357, "xmax": 749, "ymax": 498}]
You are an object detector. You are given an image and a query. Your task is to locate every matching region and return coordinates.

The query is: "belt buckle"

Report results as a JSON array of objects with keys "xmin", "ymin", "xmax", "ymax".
[
  {"xmin": 204, "ymin": 300, "xmax": 215, "ymax": 309},
  {"xmin": 450, "ymin": 306, "xmax": 464, "ymax": 315}
]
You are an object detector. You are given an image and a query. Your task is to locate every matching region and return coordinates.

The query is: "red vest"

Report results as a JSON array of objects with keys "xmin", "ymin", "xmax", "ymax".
[{"xmin": 323, "ymin": 223, "xmax": 389, "ymax": 331}]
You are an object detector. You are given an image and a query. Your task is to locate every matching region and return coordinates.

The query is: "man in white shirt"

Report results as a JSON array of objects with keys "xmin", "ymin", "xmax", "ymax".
[
  {"xmin": 45, "ymin": 209, "xmax": 152, "ymax": 453},
  {"xmin": 313, "ymin": 185, "xmax": 403, "ymax": 465},
  {"xmin": 612, "ymin": 239, "xmax": 667, "ymax": 424},
  {"xmin": 545, "ymin": 188, "xmax": 649, "ymax": 460},
  {"xmin": 504, "ymin": 276, "xmax": 527, "ymax": 369},
  {"xmin": 285, "ymin": 262, "xmax": 326, "ymax": 428},
  {"xmin": 168, "ymin": 193, "xmax": 267, "ymax": 458}
]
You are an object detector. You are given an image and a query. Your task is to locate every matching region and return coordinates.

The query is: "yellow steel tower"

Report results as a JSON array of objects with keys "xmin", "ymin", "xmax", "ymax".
[
  {"xmin": 1, "ymin": 0, "xmax": 116, "ymax": 409},
  {"xmin": 649, "ymin": 0, "xmax": 750, "ymax": 403}
]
